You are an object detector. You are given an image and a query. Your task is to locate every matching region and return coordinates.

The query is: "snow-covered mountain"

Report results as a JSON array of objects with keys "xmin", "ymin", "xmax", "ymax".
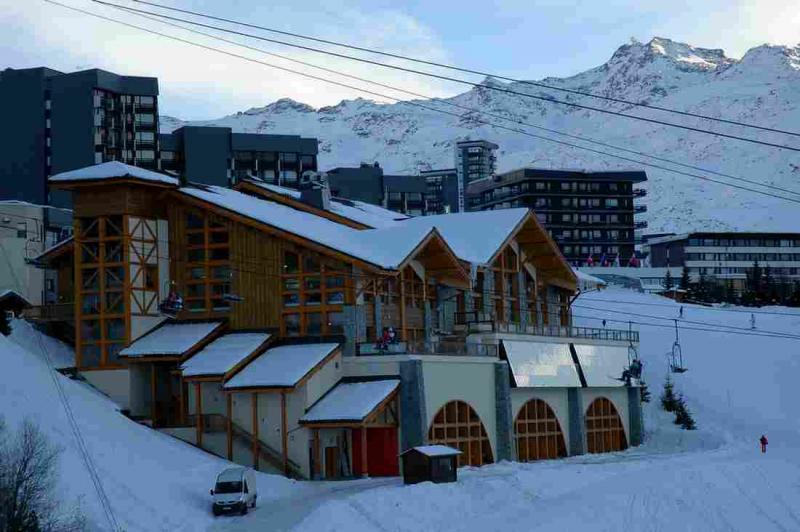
[{"xmin": 162, "ymin": 37, "xmax": 800, "ymax": 233}]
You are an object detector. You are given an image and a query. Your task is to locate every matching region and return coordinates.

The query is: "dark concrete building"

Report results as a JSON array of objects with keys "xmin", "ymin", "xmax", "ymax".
[
  {"xmin": 467, "ymin": 168, "xmax": 648, "ymax": 264},
  {"xmin": 159, "ymin": 126, "xmax": 318, "ymax": 187},
  {"xmin": 420, "ymin": 168, "xmax": 459, "ymax": 215},
  {"xmin": 0, "ymin": 67, "xmax": 159, "ymax": 209},
  {"xmin": 325, "ymin": 163, "xmax": 427, "ymax": 216},
  {"xmin": 455, "ymin": 140, "xmax": 498, "ymax": 211},
  {"xmin": 647, "ymin": 232, "xmax": 800, "ymax": 293}
]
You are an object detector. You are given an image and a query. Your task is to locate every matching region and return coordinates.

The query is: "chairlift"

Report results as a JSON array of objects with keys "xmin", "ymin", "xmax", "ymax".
[
  {"xmin": 669, "ymin": 319, "xmax": 688, "ymax": 373},
  {"xmin": 623, "ymin": 321, "xmax": 643, "ymax": 381},
  {"xmin": 159, "ymin": 281, "xmax": 184, "ymax": 318}
]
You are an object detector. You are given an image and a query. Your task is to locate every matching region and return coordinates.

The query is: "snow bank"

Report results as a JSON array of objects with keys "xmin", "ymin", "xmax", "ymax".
[{"xmin": 8, "ymin": 318, "xmax": 75, "ymax": 369}]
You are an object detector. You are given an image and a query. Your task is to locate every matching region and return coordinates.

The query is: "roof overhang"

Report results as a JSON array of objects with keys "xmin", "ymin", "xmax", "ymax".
[
  {"xmin": 223, "ymin": 344, "xmax": 342, "ymax": 393},
  {"xmin": 510, "ymin": 211, "xmax": 577, "ymax": 291},
  {"xmin": 397, "ymin": 229, "xmax": 470, "ymax": 289}
]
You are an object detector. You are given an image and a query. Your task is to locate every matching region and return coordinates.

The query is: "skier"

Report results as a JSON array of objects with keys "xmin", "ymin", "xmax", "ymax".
[
  {"xmin": 759, "ymin": 434, "xmax": 768, "ymax": 453},
  {"xmin": 750, "ymin": 313, "xmax": 756, "ymax": 330},
  {"xmin": 679, "ymin": 306, "xmax": 684, "ymax": 319}
]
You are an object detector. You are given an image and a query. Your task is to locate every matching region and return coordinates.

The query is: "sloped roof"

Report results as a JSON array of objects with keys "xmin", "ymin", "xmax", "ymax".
[
  {"xmin": 395, "ymin": 209, "xmax": 530, "ymax": 264},
  {"xmin": 50, "ymin": 161, "xmax": 179, "ymax": 186},
  {"xmin": 300, "ymin": 380, "xmax": 399, "ymax": 424},
  {"xmin": 572, "ymin": 344, "xmax": 629, "ymax": 387},
  {"xmin": 180, "ymin": 333, "xmax": 271, "ymax": 378},
  {"xmin": 502, "ymin": 340, "xmax": 582, "ymax": 387},
  {"xmin": 224, "ymin": 343, "xmax": 340, "ymax": 390},
  {"xmin": 245, "ymin": 181, "xmax": 408, "ymax": 228},
  {"xmin": 400, "ymin": 445, "xmax": 461, "ymax": 457},
  {"xmin": 31, "ymin": 237, "xmax": 73, "ymax": 263},
  {"xmin": 179, "ymin": 185, "xmax": 435, "ymax": 270},
  {"xmin": 120, "ymin": 321, "xmax": 223, "ymax": 358}
]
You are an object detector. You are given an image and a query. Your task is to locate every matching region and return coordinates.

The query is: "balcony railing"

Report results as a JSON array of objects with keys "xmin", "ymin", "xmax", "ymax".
[
  {"xmin": 26, "ymin": 303, "xmax": 74, "ymax": 323},
  {"xmin": 356, "ymin": 339, "xmax": 498, "ymax": 357},
  {"xmin": 634, "ymin": 220, "xmax": 649, "ymax": 229},
  {"xmin": 633, "ymin": 188, "xmax": 647, "ymax": 198},
  {"xmin": 454, "ymin": 311, "xmax": 638, "ymax": 343},
  {"xmin": 634, "ymin": 205, "xmax": 648, "ymax": 213}
]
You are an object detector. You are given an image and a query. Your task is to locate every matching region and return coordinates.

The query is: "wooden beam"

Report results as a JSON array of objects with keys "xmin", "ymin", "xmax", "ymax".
[
  {"xmin": 400, "ymin": 269, "xmax": 407, "ymax": 340},
  {"xmin": 252, "ymin": 393, "xmax": 259, "ymax": 471},
  {"xmin": 195, "ymin": 381, "xmax": 203, "ymax": 448},
  {"xmin": 281, "ymin": 391, "xmax": 289, "ymax": 477},
  {"xmin": 150, "ymin": 364, "xmax": 157, "ymax": 427},
  {"xmin": 179, "ymin": 373, "xmax": 186, "ymax": 426},
  {"xmin": 360, "ymin": 424, "xmax": 368, "ymax": 478},
  {"xmin": 226, "ymin": 393, "xmax": 233, "ymax": 461},
  {"xmin": 313, "ymin": 428, "xmax": 321, "ymax": 479}
]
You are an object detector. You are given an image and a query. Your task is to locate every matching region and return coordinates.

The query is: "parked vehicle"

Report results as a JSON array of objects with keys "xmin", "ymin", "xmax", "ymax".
[{"xmin": 210, "ymin": 467, "xmax": 257, "ymax": 516}]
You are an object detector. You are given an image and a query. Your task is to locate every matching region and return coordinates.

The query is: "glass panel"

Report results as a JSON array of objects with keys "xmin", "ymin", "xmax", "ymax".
[
  {"xmin": 284, "ymin": 314, "xmax": 300, "ymax": 336},
  {"xmin": 187, "ymin": 284, "xmax": 206, "ymax": 298},
  {"xmin": 105, "ymin": 216, "xmax": 123, "ymax": 236},
  {"xmin": 306, "ymin": 313, "xmax": 322, "ymax": 335},
  {"xmin": 104, "ymin": 242, "xmax": 123, "ymax": 262},
  {"xmin": 81, "ymin": 269, "xmax": 99, "ymax": 290},
  {"xmin": 283, "ymin": 293, "xmax": 300, "ymax": 307},
  {"xmin": 105, "ymin": 292, "xmax": 124, "ymax": 314},
  {"xmin": 284, "ymin": 251, "xmax": 299, "ymax": 273},
  {"xmin": 210, "ymin": 248, "xmax": 229, "ymax": 261},
  {"xmin": 81, "ymin": 242, "xmax": 100, "ymax": 262},
  {"xmin": 187, "ymin": 232, "xmax": 205, "ymax": 246},
  {"xmin": 283, "ymin": 278, "xmax": 300, "ymax": 291},
  {"xmin": 186, "ymin": 300, "xmax": 205, "ymax": 312},
  {"xmin": 106, "ymin": 343, "xmax": 124, "ymax": 365},
  {"xmin": 304, "ymin": 255, "xmax": 320, "ymax": 273},
  {"xmin": 211, "ymin": 265, "xmax": 230, "ymax": 280},
  {"xmin": 105, "ymin": 267, "xmax": 124, "ymax": 288},
  {"xmin": 327, "ymin": 312, "xmax": 344, "ymax": 334},
  {"xmin": 81, "ymin": 294, "xmax": 101, "ymax": 314},
  {"xmin": 189, "ymin": 267, "xmax": 206, "ymax": 280},
  {"xmin": 211, "ymin": 298, "xmax": 230, "ymax": 311},
  {"xmin": 305, "ymin": 277, "xmax": 321, "ymax": 290},
  {"xmin": 325, "ymin": 276, "xmax": 345, "ymax": 289},
  {"xmin": 304, "ymin": 292, "xmax": 322, "ymax": 306},
  {"xmin": 210, "ymin": 231, "xmax": 228, "ymax": 244},
  {"xmin": 187, "ymin": 212, "xmax": 204, "ymax": 229},
  {"xmin": 81, "ymin": 218, "xmax": 99, "ymax": 238},
  {"xmin": 80, "ymin": 320, "xmax": 101, "ymax": 341},
  {"xmin": 187, "ymin": 249, "xmax": 205, "ymax": 262},
  {"xmin": 105, "ymin": 319, "xmax": 125, "ymax": 340},
  {"xmin": 326, "ymin": 291, "xmax": 344, "ymax": 305}
]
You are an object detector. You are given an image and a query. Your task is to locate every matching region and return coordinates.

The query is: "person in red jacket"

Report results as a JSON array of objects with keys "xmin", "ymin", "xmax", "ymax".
[{"xmin": 760, "ymin": 434, "xmax": 768, "ymax": 453}]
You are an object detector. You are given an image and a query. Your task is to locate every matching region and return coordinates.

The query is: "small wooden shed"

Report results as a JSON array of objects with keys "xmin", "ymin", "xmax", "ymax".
[{"xmin": 400, "ymin": 445, "xmax": 461, "ymax": 485}]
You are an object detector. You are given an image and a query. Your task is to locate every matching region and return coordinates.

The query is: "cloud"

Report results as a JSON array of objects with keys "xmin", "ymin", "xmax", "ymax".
[{"xmin": 2, "ymin": 0, "xmax": 457, "ymax": 119}]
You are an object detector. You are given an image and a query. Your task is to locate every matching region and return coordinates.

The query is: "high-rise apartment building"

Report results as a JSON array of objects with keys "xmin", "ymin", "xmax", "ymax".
[
  {"xmin": 0, "ymin": 67, "xmax": 159, "ymax": 210},
  {"xmin": 467, "ymin": 168, "xmax": 648, "ymax": 264},
  {"xmin": 420, "ymin": 168, "xmax": 459, "ymax": 214},
  {"xmin": 454, "ymin": 140, "xmax": 498, "ymax": 212}
]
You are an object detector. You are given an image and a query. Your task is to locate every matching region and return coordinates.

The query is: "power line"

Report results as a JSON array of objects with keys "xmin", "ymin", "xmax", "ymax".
[
  {"xmin": 126, "ymin": 0, "xmax": 800, "ymax": 140},
  {"xmin": 573, "ymin": 303, "xmax": 800, "ymax": 339},
  {"xmin": 95, "ymin": 0, "xmax": 800, "ymax": 153},
  {"xmin": 92, "ymin": 6, "xmax": 800, "ymax": 200},
  {"xmin": 576, "ymin": 295, "xmax": 800, "ymax": 317},
  {"xmin": 42, "ymin": 2, "xmax": 800, "ymax": 206}
]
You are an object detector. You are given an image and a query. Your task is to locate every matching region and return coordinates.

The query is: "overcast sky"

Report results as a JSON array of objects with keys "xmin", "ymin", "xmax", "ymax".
[{"xmin": 2, "ymin": 0, "xmax": 799, "ymax": 119}]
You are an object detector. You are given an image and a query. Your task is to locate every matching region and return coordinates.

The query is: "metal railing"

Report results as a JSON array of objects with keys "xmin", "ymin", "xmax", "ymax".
[
  {"xmin": 454, "ymin": 311, "xmax": 638, "ymax": 343},
  {"xmin": 633, "ymin": 188, "xmax": 647, "ymax": 198},
  {"xmin": 406, "ymin": 340, "xmax": 498, "ymax": 357},
  {"xmin": 26, "ymin": 303, "xmax": 74, "ymax": 322}
]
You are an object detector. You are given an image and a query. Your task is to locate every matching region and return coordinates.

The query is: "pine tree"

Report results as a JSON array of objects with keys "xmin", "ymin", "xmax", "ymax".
[
  {"xmin": 679, "ymin": 266, "xmax": 691, "ymax": 291},
  {"xmin": 663, "ymin": 270, "xmax": 674, "ymax": 291},
  {"xmin": 674, "ymin": 395, "xmax": 697, "ymax": 430},
  {"xmin": 660, "ymin": 376, "xmax": 678, "ymax": 412}
]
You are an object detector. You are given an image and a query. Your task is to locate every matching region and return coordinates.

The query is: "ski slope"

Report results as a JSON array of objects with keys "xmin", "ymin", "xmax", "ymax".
[
  {"xmin": 3, "ymin": 290, "xmax": 800, "ymax": 531},
  {"xmin": 287, "ymin": 289, "xmax": 800, "ymax": 532}
]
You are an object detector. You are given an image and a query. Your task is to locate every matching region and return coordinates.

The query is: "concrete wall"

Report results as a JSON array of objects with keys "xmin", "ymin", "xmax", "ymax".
[
  {"xmin": 82, "ymin": 368, "xmax": 130, "ymax": 409},
  {"xmin": 420, "ymin": 357, "xmax": 498, "ymax": 462},
  {"xmin": 186, "ymin": 381, "xmax": 226, "ymax": 417},
  {"xmin": 305, "ymin": 352, "xmax": 343, "ymax": 408},
  {"xmin": 343, "ymin": 356, "xmax": 402, "ymax": 379},
  {"xmin": 510, "ymin": 388, "xmax": 571, "ymax": 457},
  {"xmin": 128, "ymin": 364, "xmax": 150, "ymax": 417}
]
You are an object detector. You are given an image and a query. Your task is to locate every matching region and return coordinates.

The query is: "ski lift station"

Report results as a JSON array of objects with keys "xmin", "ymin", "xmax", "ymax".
[{"xmin": 32, "ymin": 162, "xmax": 645, "ymax": 480}]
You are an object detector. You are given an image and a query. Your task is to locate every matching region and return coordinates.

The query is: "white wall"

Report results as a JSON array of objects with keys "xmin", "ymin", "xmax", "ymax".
[
  {"xmin": 420, "ymin": 357, "xmax": 498, "ymax": 462},
  {"xmin": 186, "ymin": 381, "xmax": 226, "ymax": 416},
  {"xmin": 510, "ymin": 388, "xmax": 571, "ymax": 456},
  {"xmin": 306, "ymin": 352, "xmax": 343, "ymax": 408},
  {"xmin": 82, "ymin": 368, "xmax": 130, "ymax": 409},
  {"xmin": 343, "ymin": 356, "xmax": 402, "ymax": 378},
  {"xmin": 580, "ymin": 387, "xmax": 631, "ymax": 446},
  {"xmin": 128, "ymin": 365, "xmax": 150, "ymax": 417}
]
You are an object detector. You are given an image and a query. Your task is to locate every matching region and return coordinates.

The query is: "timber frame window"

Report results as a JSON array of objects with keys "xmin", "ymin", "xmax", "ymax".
[
  {"xmin": 514, "ymin": 399, "xmax": 567, "ymax": 461},
  {"xmin": 490, "ymin": 245, "xmax": 520, "ymax": 323},
  {"xmin": 281, "ymin": 248, "xmax": 350, "ymax": 336},
  {"xmin": 75, "ymin": 215, "xmax": 126, "ymax": 368},
  {"xmin": 184, "ymin": 210, "xmax": 231, "ymax": 314},
  {"xmin": 428, "ymin": 400, "xmax": 494, "ymax": 467},
  {"xmin": 585, "ymin": 397, "xmax": 628, "ymax": 453}
]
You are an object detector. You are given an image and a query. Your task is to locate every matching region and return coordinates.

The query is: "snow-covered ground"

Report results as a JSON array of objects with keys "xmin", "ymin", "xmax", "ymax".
[{"xmin": 3, "ymin": 289, "xmax": 800, "ymax": 531}]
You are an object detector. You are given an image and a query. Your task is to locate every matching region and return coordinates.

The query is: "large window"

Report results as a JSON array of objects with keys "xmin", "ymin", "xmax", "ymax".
[
  {"xmin": 515, "ymin": 399, "xmax": 567, "ymax": 461},
  {"xmin": 428, "ymin": 401, "xmax": 494, "ymax": 467},
  {"xmin": 585, "ymin": 397, "xmax": 628, "ymax": 453},
  {"xmin": 281, "ymin": 248, "xmax": 349, "ymax": 336},
  {"xmin": 184, "ymin": 210, "xmax": 231, "ymax": 314},
  {"xmin": 76, "ymin": 216, "xmax": 126, "ymax": 368}
]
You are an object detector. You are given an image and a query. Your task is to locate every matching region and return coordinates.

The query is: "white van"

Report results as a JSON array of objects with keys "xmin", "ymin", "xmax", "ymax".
[{"xmin": 210, "ymin": 467, "xmax": 257, "ymax": 516}]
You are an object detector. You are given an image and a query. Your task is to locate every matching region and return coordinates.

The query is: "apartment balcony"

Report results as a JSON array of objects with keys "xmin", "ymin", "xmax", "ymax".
[
  {"xmin": 356, "ymin": 339, "xmax": 498, "ymax": 357},
  {"xmin": 633, "ymin": 188, "xmax": 647, "ymax": 198},
  {"xmin": 634, "ymin": 205, "xmax": 648, "ymax": 214},
  {"xmin": 634, "ymin": 220, "xmax": 649, "ymax": 229}
]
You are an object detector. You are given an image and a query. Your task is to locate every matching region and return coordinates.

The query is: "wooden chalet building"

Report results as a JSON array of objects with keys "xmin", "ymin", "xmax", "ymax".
[{"xmin": 37, "ymin": 162, "xmax": 644, "ymax": 479}]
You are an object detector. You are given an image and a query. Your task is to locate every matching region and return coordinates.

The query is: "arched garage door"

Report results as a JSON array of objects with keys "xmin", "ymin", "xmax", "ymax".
[
  {"xmin": 428, "ymin": 400, "xmax": 494, "ymax": 467},
  {"xmin": 585, "ymin": 397, "xmax": 628, "ymax": 453},
  {"xmin": 514, "ymin": 399, "xmax": 567, "ymax": 461}
]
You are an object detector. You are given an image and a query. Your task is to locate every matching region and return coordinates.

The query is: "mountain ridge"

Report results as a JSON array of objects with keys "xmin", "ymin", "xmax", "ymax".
[{"xmin": 161, "ymin": 37, "xmax": 800, "ymax": 233}]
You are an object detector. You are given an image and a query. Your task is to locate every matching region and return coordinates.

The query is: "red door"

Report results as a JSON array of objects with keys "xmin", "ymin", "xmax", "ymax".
[{"xmin": 352, "ymin": 427, "xmax": 399, "ymax": 477}]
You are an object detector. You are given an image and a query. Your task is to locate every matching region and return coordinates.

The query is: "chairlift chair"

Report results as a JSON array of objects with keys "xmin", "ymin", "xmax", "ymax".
[
  {"xmin": 669, "ymin": 319, "xmax": 688, "ymax": 373},
  {"xmin": 159, "ymin": 281, "xmax": 184, "ymax": 318},
  {"xmin": 625, "ymin": 321, "xmax": 643, "ymax": 380}
]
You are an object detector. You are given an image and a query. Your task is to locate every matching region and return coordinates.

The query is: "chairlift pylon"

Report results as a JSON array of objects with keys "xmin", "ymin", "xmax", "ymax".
[{"xmin": 669, "ymin": 319, "xmax": 688, "ymax": 373}]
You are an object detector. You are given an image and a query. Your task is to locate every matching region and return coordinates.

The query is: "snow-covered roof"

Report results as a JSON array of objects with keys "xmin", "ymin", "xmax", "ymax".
[
  {"xmin": 502, "ymin": 340, "xmax": 582, "ymax": 387},
  {"xmin": 49, "ymin": 161, "xmax": 180, "ymax": 186},
  {"xmin": 572, "ymin": 343, "xmax": 629, "ymax": 387},
  {"xmin": 395, "ymin": 209, "xmax": 529, "ymax": 264},
  {"xmin": 0, "ymin": 289, "xmax": 31, "ymax": 307},
  {"xmin": 400, "ymin": 445, "xmax": 461, "ymax": 457},
  {"xmin": 300, "ymin": 380, "xmax": 399, "ymax": 424},
  {"xmin": 246, "ymin": 181, "xmax": 408, "ymax": 228},
  {"xmin": 224, "ymin": 343, "xmax": 340, "ymax": 389},
  {"xmin": 574, "ymin": 268, "xmax": 607, "ymax": 287},
  {"xmin": 120, "ymin": 322, "xmax": 223, "ymax": 357},
  {"xmin": 180, "ymin": 185, "xmax": 434, "ymax": 270},
  {"xmin": 32, "ymin": 237, "xmax": 74, "ymax": 262},
  {"xmin": 180, "ymin": 333, "xmax": 271, "ymax": 378}
]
